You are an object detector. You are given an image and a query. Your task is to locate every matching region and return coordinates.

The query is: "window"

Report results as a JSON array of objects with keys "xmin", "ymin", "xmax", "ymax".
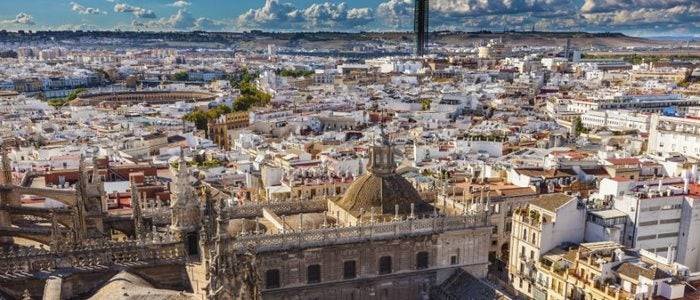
[
  {"xmin": 451, "ymin": 255, "xmax": 459, "ymax": 265},
  {"xmin": 639, "ymin": 220, "xmax": 658, "ymax": 226},
  {"xmin": 265, "ymin": 269, "xmax": 280, "ymax": 289},
  {"xmin": 638, "ymin": 234, "xmax": 657, "ymax": 241},
  {"xmin": 379, "ymin": 256, "xmax": 392, "ymax": 274},
  {"xmin": 307, "ymin": 264, "xmax": 321, "ymax": 284},
  {"xmin": 658, "ymin": 232, "xmax": 679, "ymax": 238},
  {"xmin": 522, "ymin": 228, "xmax": 528, "ymax": 239},
  {"xmin": 343, "ymin": 260, "xmax": 356, "ymax": 279},
  {"xmin": 416, "ymin": 252, "xmax": 429, "ymax": 269},
  {"xmin": 660, "ymin": 218, "xmax": 681, "ymax": 224}
]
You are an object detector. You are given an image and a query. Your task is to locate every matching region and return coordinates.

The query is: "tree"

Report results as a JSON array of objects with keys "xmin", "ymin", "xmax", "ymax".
[
  {"xmin": 573, "ymin": 116, "xmax": 588, "ymax": 135},
  {"xmin": 277, "ymin": 69, "xmax": 314, "ymax": 78},
  {"xmin": 47, "ymin": 88, "xmax": 86, "ymax": 108},
  {"xmin": 420, "ymin": 98, "xmax": 432, "ymax": 111},
  {"xmin": 171, "ymin": 71, "xmax": 189, "ymax": 81},
  {"xmin": 66, "ymin": 88, "xmax": 86, "ymax": 101},
  {"xmin": 228, "ymin": 68, "xmax": 258, "ymax": 89},
  {"xmin": 183, "ymin": 109, "xmax": 209, "ymax": 131},
  {"xmin": 232, "ymin": 81, "xmax": 271, "ymax": 112},
  {"xmin": 183, "ymin": 105, "xmax": 234, "ymax": 132}
]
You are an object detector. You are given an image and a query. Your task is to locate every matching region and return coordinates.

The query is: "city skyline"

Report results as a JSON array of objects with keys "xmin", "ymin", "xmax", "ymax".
[{"xmin": 0, "ymin": 0, "xmax": 698, "ymax": 37}]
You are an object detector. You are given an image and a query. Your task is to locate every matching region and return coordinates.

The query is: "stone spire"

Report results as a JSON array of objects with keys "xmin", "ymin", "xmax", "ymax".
[
  {"xmin": 130, "ymin": 180, "xmax": 145, "ymax": 239},
  {"xmin": 170, "ymin": 151, "xmax": 200, "ymax": 234},
  {"xmin": 49, "ymin": 211, "xmax": 61, "ymax": 251},
  {"xmin": 201, "ymin": 187, "xmax": 216, "ymax": 243},
  {"xmin": 0, "ymin": 145, "xmax": 12, "ymax": 186},
  {"xmin": 72, "ymin": 155, "xmax": 87, "ymax": 243}
]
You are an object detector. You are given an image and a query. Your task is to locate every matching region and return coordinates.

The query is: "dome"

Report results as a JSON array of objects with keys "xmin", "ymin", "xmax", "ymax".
[
  {"xmin": 334, "ymin": 127, "xmax": 431, "ymax": 218},
  {"xmin": 335, "ymin": 172, "xmax": 425, "ymax": 216}
]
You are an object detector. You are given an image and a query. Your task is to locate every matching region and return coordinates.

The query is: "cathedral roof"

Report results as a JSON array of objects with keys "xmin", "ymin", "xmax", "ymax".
[
  {"xmin": 89, "ymin": 271, "xmax": 194, "ymax": 300},
  {"xmin": 335, "ymin": 172, "xmax": 427, "ymax": 217},
  {"xmin": 334, "ymin": 129, "xmax": 429, "ymax": 217}
]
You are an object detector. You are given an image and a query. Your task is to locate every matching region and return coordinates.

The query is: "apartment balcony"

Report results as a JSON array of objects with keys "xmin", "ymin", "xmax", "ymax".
[
  {"xmin": 566, "ymin": 270, "xmax": 631, "ymax": 300},
  {"xmin": 514, "ymin": 208, "xmax": 544, "ymax": 228}
]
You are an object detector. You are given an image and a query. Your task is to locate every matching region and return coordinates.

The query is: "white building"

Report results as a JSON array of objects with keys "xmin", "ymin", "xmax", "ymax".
[
  {"xmin": 611, "ymin": 181, "xmax": 700, "ymax": 271},
  {"xmin": 509, "ymin": 193, "xmax": 586, "ymax": 298},
  {"xmin": 581, "ymin": 110, "xmax": 652, "ymax": 133},
  {"xmin": 648, "ymin": 115, "xmax": 700, "ymax": 159}
]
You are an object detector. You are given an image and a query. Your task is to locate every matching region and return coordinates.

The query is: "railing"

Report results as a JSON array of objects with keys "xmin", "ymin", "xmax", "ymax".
[
  {"xmin": 0, "ymin": 232, "xmax": 184, "ymax": 278},
  {"xmin": 225, "ymin": 198, "xmax": 327, "ymax": 219},
  {"xmin": 227, "ymin": 214, "xmax": 488, "ymax": 253}
]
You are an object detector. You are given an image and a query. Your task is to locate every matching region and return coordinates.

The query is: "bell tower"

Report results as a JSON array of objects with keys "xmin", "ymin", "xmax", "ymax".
[
  {"xmin": 367, "ymin": 125, "xmax": 396, "ymax": 176},
  {"xmin": 170, "ymin": 151, "xmax": 201, "ymax": 255}
]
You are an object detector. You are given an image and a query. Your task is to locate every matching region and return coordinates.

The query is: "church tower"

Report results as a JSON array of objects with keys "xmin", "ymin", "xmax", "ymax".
[{"xmin": 170, "ymin": 151, "xmax": 201, "ymax": 255}]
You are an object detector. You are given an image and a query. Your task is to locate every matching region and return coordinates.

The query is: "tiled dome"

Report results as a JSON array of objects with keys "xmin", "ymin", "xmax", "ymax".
[{"xmin": 335, "ymin": 171, "xmax": 424, "ymax": 216}]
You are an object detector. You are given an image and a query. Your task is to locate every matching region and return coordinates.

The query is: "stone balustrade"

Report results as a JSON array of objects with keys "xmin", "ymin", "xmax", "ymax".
[
  {"xmin": 0, "ymin": 232, "xmax": 185, "ymax": 277},
  {"xmin": 227, "ymin": 213, "xmax": 488, "ymax": 253},
  {"xmin": 225, "ymin": 198, "xmax": 327, "ymax": 219}
]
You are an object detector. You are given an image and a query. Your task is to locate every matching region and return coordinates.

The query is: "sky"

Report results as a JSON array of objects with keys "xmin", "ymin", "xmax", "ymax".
[{"xmin": 0, "ymin": 0, "xmax": 698, "ymax": 37}]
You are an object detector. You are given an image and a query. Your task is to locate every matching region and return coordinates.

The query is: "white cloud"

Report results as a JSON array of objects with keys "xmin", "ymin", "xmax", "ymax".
[
  {"xmin": 135, "ymin": 9, "xmax": 228, "ymax": 31},
  {"xmin": 162, "ymin": 9, "xmax": 196, "ymax": 29},
  {"xmin": 581, "ymin": 0, "xmax": 692, "ymax": 13},
  {"xmin": 579, "ymin": 0, "xmax": 700, "ymax": 32},
  {"xmin": 237, "ymin": 0, "xmax": 373, "ymax": 30},
  {"xmin": 0, "ymin": 13, "xmax": 35, "ymax": 25},
  {"xmin": 114, "ymin": 3, "xmax": 156, "ymax": 18},
  {"xmin": 377, "ymin": 0, "xmax": 412, "ymax": 28},
  {"xmin": 194, "ymin": 18, "xmax": 227, "ymax": 31},
  {"xmin": 71, "ymin": 2, "xmax": 106, "ymax": 15},
  {"xmin": 237, "ymin": 0, "xmax": 297, "ymax": 26},
  {"xmin": 169, "ymin": 1, "xmax": 191, "ymax": 8}
]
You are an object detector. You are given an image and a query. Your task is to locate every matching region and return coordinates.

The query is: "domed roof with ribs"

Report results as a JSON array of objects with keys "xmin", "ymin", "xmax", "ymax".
[
  {"xmin": 334, "ymin": 130, "xmax": 429, "ymax": 217},
  {"xmin": 335, "ymin": 171, "xmax": 425, "ymax": 216}
]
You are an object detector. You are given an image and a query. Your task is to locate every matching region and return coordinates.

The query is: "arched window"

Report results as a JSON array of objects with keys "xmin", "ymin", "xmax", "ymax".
[
  {"xmin": 416, "ymin": 251, "xmax": 429, "ymax": 269},
  {"xmin": 265, "ymin": 269, "xmax": 280, "ymax": 289},
  {"xmin": 343, "ymin": 260, "xmax": 357, "ymax": 279},
  {"xmin": 307, "ymin": 264, "xmax": 321, "ymax": 284},
  {"xmin": 379, "ymin": 256, "xmax": 392, "ymax": 275}
]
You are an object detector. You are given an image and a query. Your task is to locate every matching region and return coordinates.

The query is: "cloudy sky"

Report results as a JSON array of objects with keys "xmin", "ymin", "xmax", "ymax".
[{"xmin": 0, "ymin": 0, "xmax": 698, "ymax": 36}]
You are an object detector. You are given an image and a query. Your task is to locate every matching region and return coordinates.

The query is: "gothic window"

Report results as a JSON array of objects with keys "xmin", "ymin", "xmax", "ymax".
[
  {"xmin": 265, "ymin": 269, "xmax": 280, "ymax": 289},
  {"xmin": 378, "ymin": 256, "xmax": 392, "ymax": 274},
  {"xmin": 185, "ymin": 233, "xmax": 198, "ymax": 256},
  {"xmin": 343, "ymin": 260, "xmax": 357, "ymax": 279},
  {"xmin": 416, "ymin": 251, "xmax": 429, "ymax": 269},
  {"xmin": 307, "ymin": 264, "xmax": 321, "ymax": 284}
]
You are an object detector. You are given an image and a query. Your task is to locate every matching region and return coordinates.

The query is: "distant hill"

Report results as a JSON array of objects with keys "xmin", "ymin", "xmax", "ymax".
[{"xmin": 0, "ymin": 30, "xmax": 670, "ymax": 50}]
